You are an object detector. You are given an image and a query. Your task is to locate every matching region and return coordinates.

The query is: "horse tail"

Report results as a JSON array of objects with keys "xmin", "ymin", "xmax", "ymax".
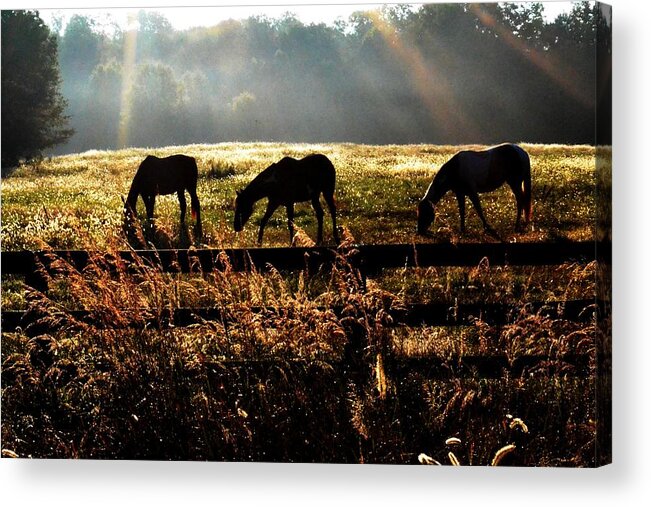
[
  {"xmin": 188, "ymin": 157, "xmax": 200, "ymax": 221},
  {"xmin": 521, "ymin": 149, "xmax": 533, "ymax": 223},
  {"xmin": 319, "ymin": 154, "xmax": 337, "ymax": 198}
]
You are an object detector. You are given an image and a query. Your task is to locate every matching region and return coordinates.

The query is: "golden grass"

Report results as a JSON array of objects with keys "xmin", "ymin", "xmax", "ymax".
[
  {"xmin": 0, "ymin": 142, "xmax": 605, "ymax": 464},
  {"xmin": 1, "ymin": 142, "xmax": 599, "ymax": 250},
  {"xmin": 1, "ymin": 244, "xmax": 599, "ymax": 463}
]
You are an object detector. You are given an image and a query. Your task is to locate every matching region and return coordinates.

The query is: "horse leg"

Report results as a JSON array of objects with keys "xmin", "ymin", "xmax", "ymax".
[
  {"xmin": 323, "ymin": 193, "xmax": 339, "ymax": 244},
  {"xmin": 258, "ymin": 200, "xmax": 278, "ymax": 246},
  {"xmin": 177, "ymin": 190, "xmax": 187, "ymax": 224},
  {"xmin": 468, "ymin": 192, "xmax": 499, "ymax": 238},
  {"xmin": 312, "ymin": 197, "xmax": 324, "ymax": 245},
  {"xmin": 144, "ymin": 195, "xmax": 155, "ymax": 220},
  {"xmin": 455, "ymin": 192, "xmax": 466, "ymax": 233},
  {"xmin": 286, "ymin": 203, "xmax": 295, "ymax": 245},
  {"xmin": 508, "ymin": 182, "xmax": 524, "ymax": 231},
  {"xmin": 189, "ymin": 189, "xmax": 202, "ymax": 240}
]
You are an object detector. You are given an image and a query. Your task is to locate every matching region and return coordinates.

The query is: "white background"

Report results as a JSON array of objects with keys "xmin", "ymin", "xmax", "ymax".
[{"xmin": 1, "ymin": 0, "xmax": 649, "ymax": 505}]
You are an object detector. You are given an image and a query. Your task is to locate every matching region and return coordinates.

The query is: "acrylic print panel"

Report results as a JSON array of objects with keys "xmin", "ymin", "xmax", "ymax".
[{"xmin": 0, "ymin": 1, "xmax": 611, "ymax": 466}]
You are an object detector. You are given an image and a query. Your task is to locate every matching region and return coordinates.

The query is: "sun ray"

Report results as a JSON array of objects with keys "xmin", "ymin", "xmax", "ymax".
[
  {"xmin": 469, "ymin": 3, "xmax": 593, "ymax": 109},
  {"xmin": 367, "ymin": 10, "xmax": 484, "ymax": 142},
  {"xmin": 117, "ymin": 16, "xmax": 138, "ymax": 149}
]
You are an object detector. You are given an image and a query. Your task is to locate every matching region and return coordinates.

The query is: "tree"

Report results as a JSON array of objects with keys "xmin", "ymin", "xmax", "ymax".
[
  {"xmin": 126, "ymin": 62, "xmax": 186, "ymax": 147},
  {"xmin": 135, "ymin": 10, "xmax": 173, "ymax": 61},
  {"xmin": 83, "ymin": 60, "xmax": 123, "ymax": 148},
  {"xmin": 59, "ymin": 14, "xmax": 102, "ymax": 89},
  {"xmin": 1, "ymin": 10, "xmax": 73, "ymax": 167},
  {"xmin": 57, "ymin": 14, "xmax": 104, "ymax": 152}
]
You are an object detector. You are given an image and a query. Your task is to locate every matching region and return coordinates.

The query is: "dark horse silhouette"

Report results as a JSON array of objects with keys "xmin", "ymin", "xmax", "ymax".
[
  {"xmin": 124, "ymin": 154, "xmax": 202, "ymax": 239},
  {"xmin": 417, "ymin": 143, "xmax": 532, "ymax": 238},
  {"xmin": 234, "ymin": 153, "xmax": 339, "ymax": 246}
]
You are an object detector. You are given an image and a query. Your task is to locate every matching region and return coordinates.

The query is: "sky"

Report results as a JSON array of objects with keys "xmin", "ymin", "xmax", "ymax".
[
  {"xmin": 41, "ymin": 3, "xmax": 390, "ymax": 30},
  {"xmin": 30, "ymin": 1, "xmax": 576, "ymax": 32}
]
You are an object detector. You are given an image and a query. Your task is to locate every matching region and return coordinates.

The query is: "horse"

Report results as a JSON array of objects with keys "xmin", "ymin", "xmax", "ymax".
[
  {"xmin": 417, "ymin": 143, "xmax": 532, "ymax": 238},
  {"xmin": 234, "ymin": 153, "xmax": 339, "ymax": 246},
  {"xmin": 123, "ymin": 154, "xmax": 202, "ymax": 239}
]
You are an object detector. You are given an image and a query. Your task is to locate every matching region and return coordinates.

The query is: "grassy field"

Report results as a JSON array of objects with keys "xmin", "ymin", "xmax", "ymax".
[
  {"xmin": 1, "ymin": 142, "xmax": 597, "ymax": 250},
  {"xmin": 1, "ymin": 143, "xmax": 608, "ymax": 465}
]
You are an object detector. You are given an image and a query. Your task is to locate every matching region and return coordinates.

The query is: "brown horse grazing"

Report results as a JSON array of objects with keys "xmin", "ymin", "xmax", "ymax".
[
  {"xmin": 234, "ymin": 154, "xmax": 339, "ymax": 246},
  {"xmin": 124, "ymin": 154, "xmax": 202, "ymax": 238},
  {"xmin": 417, "ymin": 143, "xmax": 532, "ymax": 238}
]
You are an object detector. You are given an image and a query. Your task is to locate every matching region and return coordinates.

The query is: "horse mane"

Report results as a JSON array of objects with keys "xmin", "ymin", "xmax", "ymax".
[
  {"xmin": 240, "ymin": 161, "xmax": 281, "ymax": 201},
  {"xmin": 425, "ymin": 156, "xmax": 456, "ymax": 204}
]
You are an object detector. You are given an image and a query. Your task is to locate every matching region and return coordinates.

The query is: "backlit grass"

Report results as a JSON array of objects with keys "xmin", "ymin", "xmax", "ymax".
[
  {"xmin": 0, "ymin": 143, "xmax": 607, "ymax": 464},
  {"xmin": 1, "ymin": 142, "xmax": 599, "ymax": 250}
]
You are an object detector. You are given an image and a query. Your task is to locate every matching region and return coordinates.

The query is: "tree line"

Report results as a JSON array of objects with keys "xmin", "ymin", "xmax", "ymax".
[{"xmin": 2, "ymin": 3, "xmax": 611, "ymax": 165}]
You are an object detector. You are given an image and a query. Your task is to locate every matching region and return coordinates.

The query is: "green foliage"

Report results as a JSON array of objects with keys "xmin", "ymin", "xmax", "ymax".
[
  {"xmin": 58, "ymin": 14, "xmax": 101, "ymax": 88},
  {"xmin": 1, "ymin": 10, "xmax": 73, "ymax": 169},
  {"xmin": 40, "ymin": 2, "xmax": 609, "ymax": 154},
  {"xmin": 127, "ymin": 62, "xmax": 187, "ymax": 147},
  {"xmin": 230, "ymin": 91, "xmax": 256, "ymax": 112},
  {"xmin": 83, "ymin": 61, "xmax": 123, "ymax": 148}
]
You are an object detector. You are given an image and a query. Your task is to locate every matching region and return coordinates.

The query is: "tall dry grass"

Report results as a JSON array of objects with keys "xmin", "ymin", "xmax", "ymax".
[
  {"xmin": 2, "ymin": 245, "xmax": 598, "ymax": 464},
  {"xmin": 1, "ymin": 142, "xmax": 604, "ymax": 463}
]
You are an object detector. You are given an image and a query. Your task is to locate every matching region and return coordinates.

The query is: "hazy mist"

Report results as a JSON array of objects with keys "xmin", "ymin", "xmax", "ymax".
[{"xmin": 46, "ymin": 2, "xmax": 609, "ymax": 154}]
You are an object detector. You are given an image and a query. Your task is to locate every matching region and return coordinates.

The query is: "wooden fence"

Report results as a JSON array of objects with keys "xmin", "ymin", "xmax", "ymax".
[
  {"xmin": 1, "ymin": 241, "xmax": 605, "ymax": 328},
  {"xmin": 1, "ymin": 241, "xmax": 608, "ymax": 377},
  {"xmin": 1, "ymin": 240, "xmax": 605, "ymax": 277}
]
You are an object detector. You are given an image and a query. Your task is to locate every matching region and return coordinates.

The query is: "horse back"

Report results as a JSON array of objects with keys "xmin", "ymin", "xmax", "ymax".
[
  {"xmin": 267, "ymin": 154, "xmax": 336, "ymax": 202},
  {"xmin": 298, "ymin": 154, "xmax": 335, "ymax": 185},
  {"xmin": 136, "ymin": 154, "xmax": 198, "ymax": 196},
  {"xmin": 492, "ymin": 144, "xmax": 530, "ymax": 186},
  {"xmin": 455, "ymin": 144, "xmax": 527, "ymax": 193},
  {"xmin": 490, "ymin": 143, "xmax": 529, "ymax": 168}
]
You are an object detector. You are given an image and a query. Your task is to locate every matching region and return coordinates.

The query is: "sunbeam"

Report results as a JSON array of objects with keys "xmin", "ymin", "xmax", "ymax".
[
  {"xmin": 367, "ymin": 9, "xmax": 484, "ymax": 142},
  {"xmin": 470, "ymin": 3, "xmax": 593, "ymax": 110},
  {"xmin": 117, "ymin": 17, "xmax": 138, "ymax": 148}
]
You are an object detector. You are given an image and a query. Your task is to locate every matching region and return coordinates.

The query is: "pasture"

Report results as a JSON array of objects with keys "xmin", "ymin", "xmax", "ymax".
[
  {"xmin": 0, "ymin": 142, "xmax": 597, "ymax": 251},
  {"xmin": 1, "ymin": 143, "xmax": 608, "ymax": 465}
]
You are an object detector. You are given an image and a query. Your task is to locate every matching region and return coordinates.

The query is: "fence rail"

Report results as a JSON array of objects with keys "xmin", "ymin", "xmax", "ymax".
[
  {"xmin": 1, "ymin": 240, "xmax": 606, "ymax": 278},
  {"xmin": 1, "ymin": 241, "xmax": 604, "ymax": 330},
  {"xmin": 1, "ymin": 241, "xmax": 605, "ymax": 378}
]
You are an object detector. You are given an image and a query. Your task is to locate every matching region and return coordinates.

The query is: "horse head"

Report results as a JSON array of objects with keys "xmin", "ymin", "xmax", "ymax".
[
  {"xmin": 417, "ymin": 198, "xmax": 435, "ymax": 235},
  {"xmin": 233, "ymin": 190, "xmax": 254, "ymax": 232}
]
